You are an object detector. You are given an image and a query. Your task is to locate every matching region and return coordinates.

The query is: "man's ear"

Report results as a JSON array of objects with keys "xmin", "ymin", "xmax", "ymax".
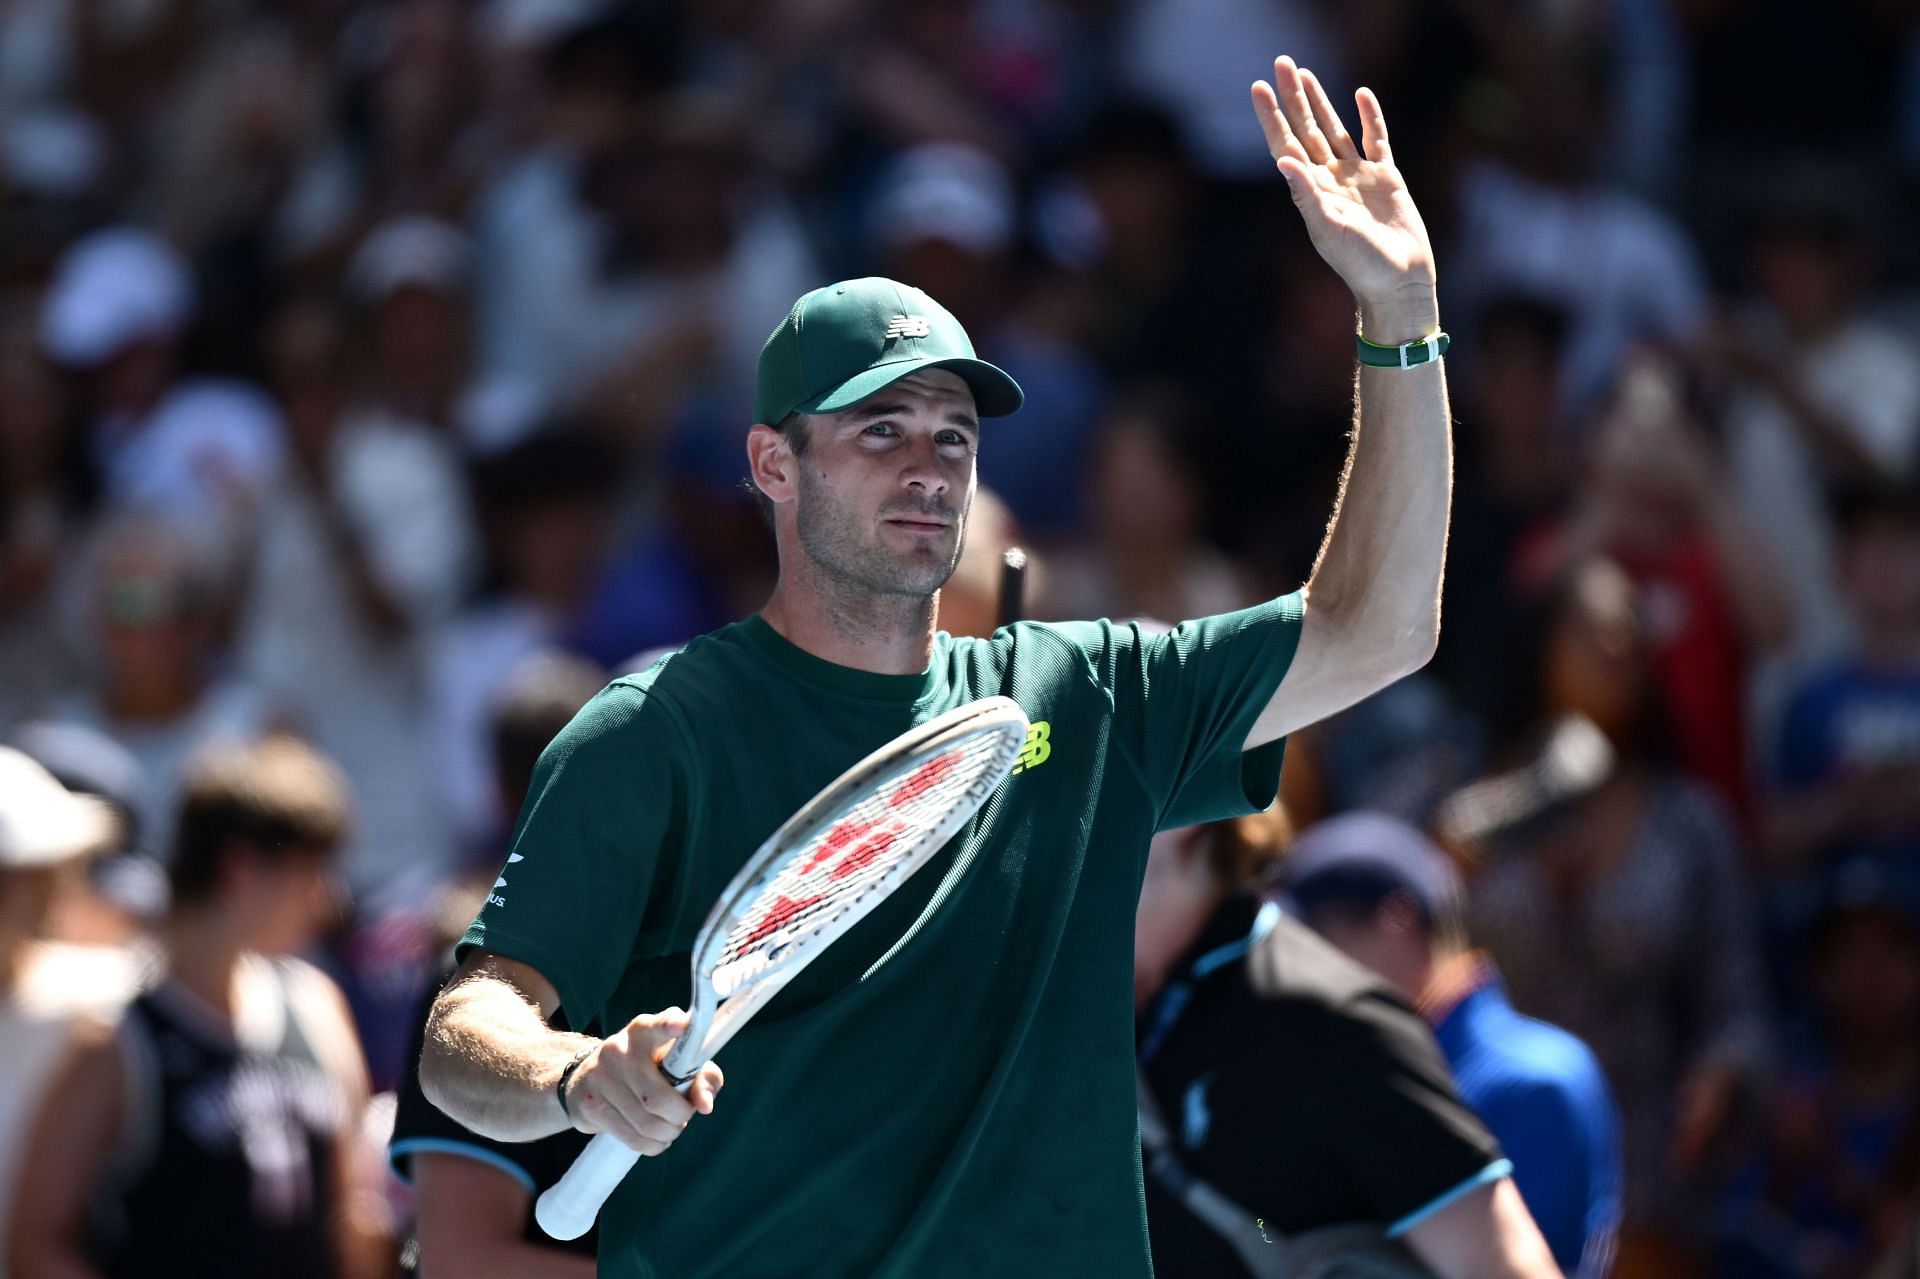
[{"xmin": 747, "ymin": 424, "xmax": 798, "ymax": 504}]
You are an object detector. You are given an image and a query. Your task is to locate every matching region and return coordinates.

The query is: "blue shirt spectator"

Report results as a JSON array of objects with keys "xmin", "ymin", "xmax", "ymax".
[
  {"xmin": 1766, "ymin": 486, "xmax": 1920, "ymax": 943},
  {"xmin": 1433, "ymin": 961, "xmax": 1624, "ymax": 1278},
  {"xmin": 1283, "ymin": 812, "xmax": 1625, "ymax": 1277}
]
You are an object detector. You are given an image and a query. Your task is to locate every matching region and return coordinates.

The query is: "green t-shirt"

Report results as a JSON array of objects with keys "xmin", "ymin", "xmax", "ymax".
[{"xmin": 462, "ymin": 595, "xmax": 1304, "ymax": 1278}]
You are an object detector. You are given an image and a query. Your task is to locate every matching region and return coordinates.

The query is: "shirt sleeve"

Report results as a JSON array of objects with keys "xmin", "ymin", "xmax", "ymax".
[
  {"xmin": 1051, "ymin": 593, "xmax": 1305, "ymax": 832},
  {"xmin": 1471, "ymin": 1076, "xmax": 1603, "ymax": 1273},
  {"xmin": 458, "ymin": 680, "xmax": 689, "ymax": 1030},
  {"xmin": 1772, "ymin": 677, "xmax": 1836, "ymax": 788},
  {"xmin": 1301, "ymin": 989, "xmax": 1509, "ymax": 1229}
]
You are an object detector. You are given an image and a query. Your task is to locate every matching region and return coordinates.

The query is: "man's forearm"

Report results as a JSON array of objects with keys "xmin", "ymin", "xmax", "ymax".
[
  {"xmin": 1304, "ymin": 291, "xmax": 1453, "ymax": 680},
  {"xmin": 421, "ymin": 975, "xmax": 595, "ymax": 1142}
]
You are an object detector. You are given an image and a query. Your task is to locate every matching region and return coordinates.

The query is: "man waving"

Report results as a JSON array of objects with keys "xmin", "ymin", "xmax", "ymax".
[{"xmin": 420, "ymin": 57, "xmax": 1460, "ymax": 1277}]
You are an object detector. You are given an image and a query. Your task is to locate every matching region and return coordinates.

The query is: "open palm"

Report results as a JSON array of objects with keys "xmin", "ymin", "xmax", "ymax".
[{"xmin": 1251, "ymin": 57, "xmax": 1435, "ymax": 306}]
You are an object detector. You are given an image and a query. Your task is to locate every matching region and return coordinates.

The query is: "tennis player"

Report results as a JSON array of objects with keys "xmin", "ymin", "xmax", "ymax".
[{"xmin": 421, "ymin": 55, "xmax": 1452, "ymax": 1277}]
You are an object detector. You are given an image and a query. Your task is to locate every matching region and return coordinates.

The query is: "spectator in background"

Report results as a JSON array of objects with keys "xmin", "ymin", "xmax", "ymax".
[
  {"xmin": 471, "ymin": 9, "xmax": 685, "ymax": 415},
  {"xmin": 1439, "ymin": 294, "xmax": 1580, "ymax": 725},
  {"xmin": 1043, "ymin": 386, "xmax": 1252, "ymax": 623},
  {"xmin": 0, "ymin": 746, "xmax": 144, "ymax": 1276},
  {"xmin": 1708, "ymin": 192, "xmax": 1920, "ymax": 661},
  {"xmin": 11, "ymin": 718, "xmax": 167, "ymax": 941},
  {"xmin": 345, "ymin": 216, "xmax": 478, "ymax": 437},
  {"xmin": 870, "ymin": 141, "xmax": 1108, "ymax": 542},
  {"xmin": 388, "ymin": 651, "xmax": 606, "ymax": 1277},
  {"xmin": 1767, "ymin": 485, "xmax": 1920, "ymax": 931},
  {"xmin": 1225, "ymin": 241, "xmax": 1363, "ymax": 585},
  {"xmin": 39, "ymin": 227, "xmax": 286, "ymax": 569},
  {"xmin": 54, "ymin": 515, "xmax": 273, "ymax": 846},
  {"xmin": 1116, "ymin": 0, "xmax": 1346, "ymax": 179},
  {"xmin": 1061, "ymin": 101, "xmax": 1261, "ymax": 414},
  {"xmin": 429, "ymin": 429, "xmax": 619, "ymax": 859},
  {"xmin": 1448, "ymin": 59, "xmax": 1709, "ymax": 415},
  {"xmin": 576, "ymin": 98, "xmax": 820, "ymax": 455},
  {"xmin": 1282, "ymin": 812, "xmax": 1623, "ymax": 1279},
  {"xmin": 1727, "ymin": 877, "xmax": 1920, "ymax": 1279},
  {"xmin": 1544, "ymin": 356, "xmax": 1794, "ymax": 820},
  {"xmin": 241, "ymin": 276, "xmax": 477, "ymax": 1091},
  {"xmin": 468, "ymin": 649, "xmax": 608, "ymax": 874},
  {"xmin": 8, "ymin": 736, "xmax": 392, "ymax": 1279},
  {"xmin": 240, "ymin": 257, "xmax": 474, "ymax": 916},
  {"xmin": 0, "ymin": 302, "xmax": 88, "ymax": 722},
  {"xmin": 1135, "ymin": 810, "xmax": 1561, "ymax": 1279},
  {"xmin": 1457, "ymin": 558, "xmax": 1772, "ymax": 1279}
]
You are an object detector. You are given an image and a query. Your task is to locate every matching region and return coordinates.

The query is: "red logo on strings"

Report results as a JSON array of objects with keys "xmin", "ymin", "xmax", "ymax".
[
  {"xmin": 742, "ymin": 892, "xmax": 826, "ymax": 947},
  {"xmin": 890, "ymin": 751, "xmax": 960, "ymax": 807},
  {"xmin": 802, "ymin": 818, "xmax": 879, "ymax": 875}
]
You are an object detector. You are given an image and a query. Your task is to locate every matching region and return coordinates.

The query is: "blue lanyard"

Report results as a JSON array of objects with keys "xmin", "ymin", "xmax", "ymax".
[{"xmin": 1138, "ymin": 901, "xmax": 1281, "ymax": 1067}]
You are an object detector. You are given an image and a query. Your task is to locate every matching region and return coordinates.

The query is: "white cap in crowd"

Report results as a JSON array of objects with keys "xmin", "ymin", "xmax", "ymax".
[
  {"xmin": 0, "ymin": 746, "xmax": 118, "ymax": 870},
  {"xmin": 2, "ymin": 107, "xmax": 108, "ymax": 201},
  {"xmin": 871, "ymin": 143, "xmax": 1017, "ymax": 258},
  {"xmin": 41, "ymin": 226, "xmax": 195, "ymax": 367},
  {"xmin": 347, "ymin": 216, "xmax": 471, "ymax": 304}
]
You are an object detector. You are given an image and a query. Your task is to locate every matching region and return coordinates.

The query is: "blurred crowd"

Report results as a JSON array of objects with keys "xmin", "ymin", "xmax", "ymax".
[{"xmin": 5, "ymin": 0, "xmax": 1920, "ymax": 1276}]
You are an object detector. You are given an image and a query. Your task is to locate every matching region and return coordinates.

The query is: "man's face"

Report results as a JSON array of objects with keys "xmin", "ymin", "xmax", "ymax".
[{"xmin": 788, "ymin": 370, "xmax": 980, "ymax": 599}]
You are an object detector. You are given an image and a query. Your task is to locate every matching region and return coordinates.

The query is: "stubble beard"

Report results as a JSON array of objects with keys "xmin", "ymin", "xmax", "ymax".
[{"xmin": 793, "ymin": 465, "xmax": 967, "ymax": 603}]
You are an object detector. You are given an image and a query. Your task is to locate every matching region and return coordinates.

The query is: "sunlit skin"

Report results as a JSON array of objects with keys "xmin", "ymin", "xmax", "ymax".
[{"xmin": 751, "ymin": 369, "xmax": 982, "ymax": 674}]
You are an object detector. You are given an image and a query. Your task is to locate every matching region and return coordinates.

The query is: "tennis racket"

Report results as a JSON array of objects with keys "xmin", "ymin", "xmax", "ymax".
[{"xmin": 534, "ymin": 696, "xmax": 1030, "ymax": 1240}]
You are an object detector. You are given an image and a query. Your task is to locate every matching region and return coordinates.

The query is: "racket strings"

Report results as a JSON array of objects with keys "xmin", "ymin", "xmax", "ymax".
[{"xmin": 711, "ymin": 735, "xmax": 1012, "ymax": 992}]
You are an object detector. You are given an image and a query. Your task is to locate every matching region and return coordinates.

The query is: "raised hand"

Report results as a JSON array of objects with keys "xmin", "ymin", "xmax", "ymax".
[{"xmin": 1251, "ymin": 57, "xmax": 1436, "ymax": 337}]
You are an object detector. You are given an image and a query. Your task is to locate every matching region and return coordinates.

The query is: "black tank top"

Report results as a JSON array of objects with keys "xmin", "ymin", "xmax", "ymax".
[{"xmin": 93, "ymin": 960, "xmax": 345, "ymax": 1279}]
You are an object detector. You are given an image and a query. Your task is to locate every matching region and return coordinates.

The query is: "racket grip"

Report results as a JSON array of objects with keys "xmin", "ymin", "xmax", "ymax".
[
  {"xmin": 536, "ymin": 1134, "xmax": 636, "ymax": 1239},
  {"xmin": 535, "ymin": 1078, "xmax": 698, "ymax": 1239}
]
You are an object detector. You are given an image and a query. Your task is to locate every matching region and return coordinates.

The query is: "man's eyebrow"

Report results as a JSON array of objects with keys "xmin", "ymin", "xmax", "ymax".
[{"xmin": 847, "ymin": 400, "xmax": 978, "ymax": 430}]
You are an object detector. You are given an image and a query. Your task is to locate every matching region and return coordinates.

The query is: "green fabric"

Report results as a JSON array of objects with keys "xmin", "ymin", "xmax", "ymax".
[
  {"xmin": 753, "ymin": 277, "xmax": 1024, "ymax": 425},
  {"xmin": 1354, "ymin": 331, "xmax": 1450, "ymax": 368},
  {"xmin": 462, "ymin": 594, "xmax": 1304, "ymax": 1278}
]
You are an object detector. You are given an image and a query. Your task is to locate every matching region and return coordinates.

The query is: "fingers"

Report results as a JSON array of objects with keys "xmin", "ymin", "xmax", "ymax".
[
  {"xmin": 1355, "ymin": 86, "xmax": 1393, "ymax": 166},
  {"xmin": 1299, "ymin": 69, "xmax": 1358, "ymax": 161},
  {"xmin": 1270, "ymin": 56, "xmax": 1332, "ymax": 165},
  {"xmin": 1249, "ymin": 79, "xmax": 1308, "ymax": 167},
  {"xmin": 687, "ymin": 1061, "xmax": 725, "ymax": 1116},
  {"xmin": 567, "ymin": 1007, "xmax": 723, "ymax": 1156}
]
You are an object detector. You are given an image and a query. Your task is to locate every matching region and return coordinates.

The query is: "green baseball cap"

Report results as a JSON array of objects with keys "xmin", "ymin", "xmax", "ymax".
[{"xmin": 754, "ymin": 277, "xmax": 1024, "ymax": 425}]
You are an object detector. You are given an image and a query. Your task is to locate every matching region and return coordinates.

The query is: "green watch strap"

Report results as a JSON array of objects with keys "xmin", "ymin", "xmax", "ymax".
[{"xmin": 1356, "ymin": 331, "xmax": 1449, "ymax": 368}]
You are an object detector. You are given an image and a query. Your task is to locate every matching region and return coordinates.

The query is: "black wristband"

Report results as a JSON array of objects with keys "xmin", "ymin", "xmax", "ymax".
[{"xmin": 556, "ymin": 1043, "xmax": 596, "ymax": 1119}]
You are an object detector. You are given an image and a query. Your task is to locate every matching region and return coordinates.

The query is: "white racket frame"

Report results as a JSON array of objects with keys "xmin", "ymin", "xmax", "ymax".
[{"xmin": 535, "ymin": 696, "xmax": 1029, "ymax": 1240}]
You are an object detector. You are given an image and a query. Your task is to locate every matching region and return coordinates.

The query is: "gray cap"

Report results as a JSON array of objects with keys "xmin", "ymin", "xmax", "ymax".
[{"xmin": 1278, "ymin": 812, "xmax": 1462, "ymax": 927}]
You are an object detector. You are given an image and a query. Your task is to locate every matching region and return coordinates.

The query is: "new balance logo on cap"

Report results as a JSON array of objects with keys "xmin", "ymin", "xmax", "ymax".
[{"xmin": 884, "ymin": 315, "xmax": 931, "ymax": 340}]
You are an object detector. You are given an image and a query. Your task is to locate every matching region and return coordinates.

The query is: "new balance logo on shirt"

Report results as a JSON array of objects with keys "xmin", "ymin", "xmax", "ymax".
[{"xmin": 1013, "ymin": 721, "xmax": 1052, "ymax": 774}]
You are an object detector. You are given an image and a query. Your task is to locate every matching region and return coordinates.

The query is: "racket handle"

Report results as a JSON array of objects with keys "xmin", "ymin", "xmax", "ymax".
[
  {"xmin": 536, "ymin": 1134, "xmax": 635, "ymax": 1239},
  {"xmin": 998, "ymin": 547, "xmax": 1028, "ymax": 627},
  {"xmin": 535, "ymin": 1078, "xmax": 697, "ymax": 1240}
]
